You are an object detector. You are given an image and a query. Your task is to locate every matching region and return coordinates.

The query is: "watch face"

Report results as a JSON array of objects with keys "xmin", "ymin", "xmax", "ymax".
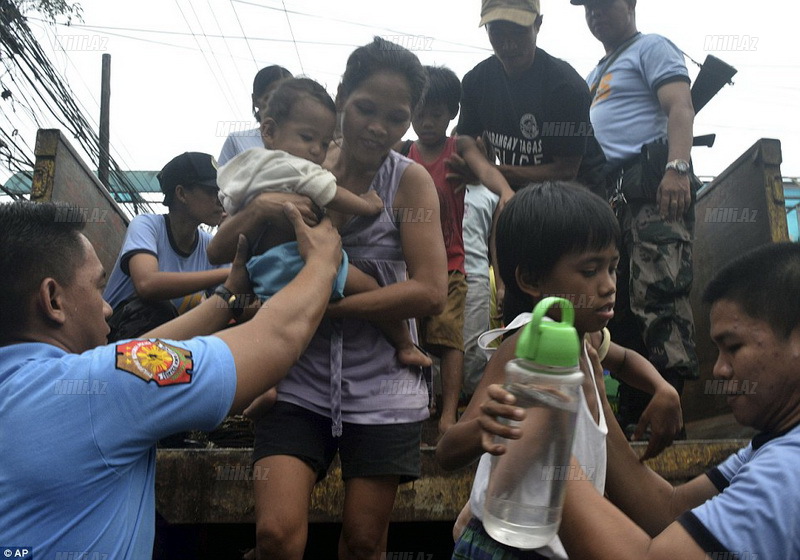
[{"xmin": 668, "ymin": 160, "xmax": 690, "ymax": 174}]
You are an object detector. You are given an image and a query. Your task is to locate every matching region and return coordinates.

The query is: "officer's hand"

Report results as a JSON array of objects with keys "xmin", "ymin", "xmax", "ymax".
[
  {"xmin": 656, "ymin": 172, "xmax": 690, "ymax": 221},
  {"xmin": 283, "ymin": 202, "xmax": 342, "ymax": 272}
]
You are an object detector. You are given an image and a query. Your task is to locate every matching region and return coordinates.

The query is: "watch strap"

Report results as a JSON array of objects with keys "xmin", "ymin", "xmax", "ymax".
[{"xmin": 213, "ymin": 285, "xmax": 244, "ymax": 319}]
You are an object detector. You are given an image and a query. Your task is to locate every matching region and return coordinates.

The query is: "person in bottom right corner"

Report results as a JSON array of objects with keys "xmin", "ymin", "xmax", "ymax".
[
  {"xmin": 436, "ymin": 182, "xmax": 683, "ymax": 559},
  {"xmin": 537, "ymin": 241, "xmax": 800, "ymax": 559}
]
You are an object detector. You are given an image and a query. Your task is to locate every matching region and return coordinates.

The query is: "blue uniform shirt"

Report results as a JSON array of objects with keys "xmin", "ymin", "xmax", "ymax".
[
  {"xmin": 678, "ymin": 423, "xmax": 800, "ymax": 558},
  {"xmin": 586, "ymin": 34, "xmax": 690, "ymax": 164},
  {"xmin": 0, "ymin": 336, "xmax": 236, "ymax": 559},
  {"xmin": 103, "ymin": 213, "xmax": 223, "ymax": 314}
]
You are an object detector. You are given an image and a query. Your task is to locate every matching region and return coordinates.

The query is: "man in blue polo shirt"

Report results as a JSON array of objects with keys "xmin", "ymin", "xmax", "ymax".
[
  {"xmin": 553, "ymin": 242, "xmax": 800, "ymax": 558},
  {"xmin": 573, "ymin": 0, "xmax": 698, "ymax": 434},
  {"xmin": 0, "ymin": 199, "xmax": 341, "ymax": 559}
]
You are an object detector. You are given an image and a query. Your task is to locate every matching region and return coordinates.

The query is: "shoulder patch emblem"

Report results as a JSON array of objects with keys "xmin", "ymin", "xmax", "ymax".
[{"xmin": 116, "ymin": 339, "xmax": 194, "ymax": 386}]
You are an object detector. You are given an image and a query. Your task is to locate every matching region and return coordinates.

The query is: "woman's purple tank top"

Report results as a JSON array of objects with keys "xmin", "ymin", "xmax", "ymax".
[{"xmin": 276, "ymin": 151, "xmax": 429, "ymax": 434}]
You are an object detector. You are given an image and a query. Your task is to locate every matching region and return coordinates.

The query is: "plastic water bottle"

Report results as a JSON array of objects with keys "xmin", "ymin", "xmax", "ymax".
[{"xmin": 483, "ymin": 297, "xmax": 584, "ymax": 549}]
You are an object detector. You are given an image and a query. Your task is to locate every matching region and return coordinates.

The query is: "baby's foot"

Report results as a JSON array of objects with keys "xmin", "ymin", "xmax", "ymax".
[
  {"xmin": 397, "ymin": 344, "xmax": 432, "ymax": 368},
  {"xmin": 243, "ymin": 388, "xmax": 277, "ymax": 420}
]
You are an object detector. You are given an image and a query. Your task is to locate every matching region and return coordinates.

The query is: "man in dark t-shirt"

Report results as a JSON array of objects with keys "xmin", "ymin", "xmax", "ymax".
[
  {"xmin": 456, "ymin": 0, "xmax": 602, "ymax": 192},
  {"xmin": 455, "ymin": 0, "xmax": 604, "ymax": 325}
]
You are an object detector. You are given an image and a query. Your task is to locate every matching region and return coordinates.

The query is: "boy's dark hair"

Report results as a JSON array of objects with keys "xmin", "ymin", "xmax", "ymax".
[
  {"xmin": 0, "ymin": 201, "xmax": 87, "ymax": 341},
  {"xmin": 703, "ymin": 242, "xmax": 800, "ymax": 338},
  {"xmin": 338, "ymin": 37, "xmax": 428, "ymax": 111},
  {"xmin": 264, "ymin": 77, "xmax": 336, "ymax": 126},
  {"xmin": 253, "ymin": 65, "xmax": 293, "ymax": 98},
  {"xmin": 421, "ymin": 65, "xmax": 461, "ymax": 118},
  {"xmin": 252, "ymin": 65, "xmax": 292, "ymax": 122},
  {"xmin": 496, "ymin": 182, "xmax": 620, "ymax": 321}
]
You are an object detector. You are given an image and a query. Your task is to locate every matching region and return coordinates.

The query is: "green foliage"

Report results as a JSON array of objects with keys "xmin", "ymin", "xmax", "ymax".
[{"xmin": 11, "ymin": 0, "xmax": 83, "ymax": 25}]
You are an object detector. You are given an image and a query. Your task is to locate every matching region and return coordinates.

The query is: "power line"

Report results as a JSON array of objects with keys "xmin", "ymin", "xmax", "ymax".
[
  {"xmin": 173, "ymin": 0, "xmax": 239, "ymax": 117},
  {"xmin": 229, "ymin": 0, "xmax": 257, "ymax": 72},
  {"xmin": 280, "ymin": 0, "xmax": 304, "ymax": 74},
  {"xmin": 206, "ymin": 0, "xmax": 248, "ymax": 96},
  {"xmin": 231, "ymin": 0, "xmax": 491, "ymax": 53},
  {"xmin": 43, "ymin": 21, "xmax": 490, "ymax": 54},
  {"xmin": 0, "ymin": 0, "xmax": 156, "ymax": 213}
]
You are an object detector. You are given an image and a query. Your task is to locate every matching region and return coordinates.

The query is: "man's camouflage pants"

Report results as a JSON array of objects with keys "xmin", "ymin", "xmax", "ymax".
[{"xmin": 610, "ymin": 199, "xmax": 699, "ymax": 428}]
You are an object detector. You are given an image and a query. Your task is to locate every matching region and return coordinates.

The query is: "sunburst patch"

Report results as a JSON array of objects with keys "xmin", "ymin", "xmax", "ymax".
[{"xmin": 115, "ymin": 340, "xmax": 194, "ymax": 386}]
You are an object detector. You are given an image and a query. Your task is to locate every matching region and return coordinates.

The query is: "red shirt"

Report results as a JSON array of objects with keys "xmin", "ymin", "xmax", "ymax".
[{"xmin": 408, "ymin": 136, "xmax": 465, "ymax": 274}]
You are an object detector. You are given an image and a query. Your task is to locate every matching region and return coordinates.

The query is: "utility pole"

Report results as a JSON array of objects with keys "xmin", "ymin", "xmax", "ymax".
[{"xmin": 98, "ymin": 53, "xmax": 110, "ymax": 189}]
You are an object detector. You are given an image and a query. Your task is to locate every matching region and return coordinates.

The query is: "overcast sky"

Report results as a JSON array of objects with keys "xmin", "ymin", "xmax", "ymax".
[{"xmin": 8, "ymin": 0, "xmax": 799, "ymax": 182}]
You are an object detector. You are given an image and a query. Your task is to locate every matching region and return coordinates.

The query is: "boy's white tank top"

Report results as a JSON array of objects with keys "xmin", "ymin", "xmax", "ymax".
[{"xmin": 470, "ymin": 313, "xmax": 609, "ymax": 558}]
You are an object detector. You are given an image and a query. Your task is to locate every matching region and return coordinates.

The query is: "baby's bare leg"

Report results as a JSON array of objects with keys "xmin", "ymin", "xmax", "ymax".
[{"xmin": 344, "ymin": 266, "xmax": 432, "ymax": 368}]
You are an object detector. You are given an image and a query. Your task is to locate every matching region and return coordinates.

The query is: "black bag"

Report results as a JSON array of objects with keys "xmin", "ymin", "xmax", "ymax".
[{"xmin": 107, "ymin": 297, "xmax": 178, "ymax": 342}]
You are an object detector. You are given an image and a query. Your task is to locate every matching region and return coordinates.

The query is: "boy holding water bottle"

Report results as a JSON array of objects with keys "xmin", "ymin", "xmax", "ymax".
[{"xmin": 436, "ymin": 182, "xmax": 683, "ymax": 559}]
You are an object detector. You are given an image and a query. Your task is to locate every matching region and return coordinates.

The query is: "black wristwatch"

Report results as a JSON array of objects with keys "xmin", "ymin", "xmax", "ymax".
[{"xmin": 213, "ymin": 285, "xmax": 245, "ymax": 320}]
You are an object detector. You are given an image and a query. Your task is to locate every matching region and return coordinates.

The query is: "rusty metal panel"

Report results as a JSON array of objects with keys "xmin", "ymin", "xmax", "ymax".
[
  {"xmin": 155, "ymin": 440, "xmax": 749, "ymax": 524},
  {"xmin": 31, "ymin": 129, "xmax": 129, "ymax": 274},
  {"xmin": 684, "ymin": 138, "xmax": 787, "ymax": 423}
]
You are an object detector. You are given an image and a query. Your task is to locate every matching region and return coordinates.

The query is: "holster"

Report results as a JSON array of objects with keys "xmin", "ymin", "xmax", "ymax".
[{"xmin": 607, "ymin": 141, "xmax": 702, "ymax": 205}]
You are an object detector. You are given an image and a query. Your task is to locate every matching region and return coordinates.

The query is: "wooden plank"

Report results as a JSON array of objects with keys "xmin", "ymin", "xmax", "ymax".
[
  {"xmin": 684, "ymin": 138, "xmax": 788, "ymax": 422},
  {"xmin": 155, "ymin": 440, "xmax": 749, "ymax": 524},
  {"xmin": 31, "ymin": 129, "xmax": 129, "ymax": 274}
]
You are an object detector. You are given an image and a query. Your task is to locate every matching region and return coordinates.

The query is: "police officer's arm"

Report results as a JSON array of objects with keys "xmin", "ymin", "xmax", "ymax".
[
  {"xmin": 214, "ymin": 204, "xmax": 341, "ymax": 413},
  {"xmin": 143, "ymin": 234, "xmax": 259, "ymax": 341},
  {"xmin": 559, "ymin": 466, "xmax": 710, "ymax": 560},
  {"xmin": 585, "ymin": 345, "xmax": 719, "ymax": 535},
  {"xmin": 656, "ymin": 80, "xmax": 694, "ymax": 221},
  {"xmin": 147, "ymin": 204, "xmax": 341, "ymax": 413}
]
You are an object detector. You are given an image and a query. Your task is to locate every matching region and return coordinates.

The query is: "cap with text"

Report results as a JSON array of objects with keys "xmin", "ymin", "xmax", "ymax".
[{"xmin": 480, "ymin": 0, "xmax": 541, "ymax": 27}]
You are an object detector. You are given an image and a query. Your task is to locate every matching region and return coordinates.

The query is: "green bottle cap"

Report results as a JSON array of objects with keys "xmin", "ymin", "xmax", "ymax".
[{"xmin": 515, "ymin": 297, "xmax": 580, "ymax": 369}]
